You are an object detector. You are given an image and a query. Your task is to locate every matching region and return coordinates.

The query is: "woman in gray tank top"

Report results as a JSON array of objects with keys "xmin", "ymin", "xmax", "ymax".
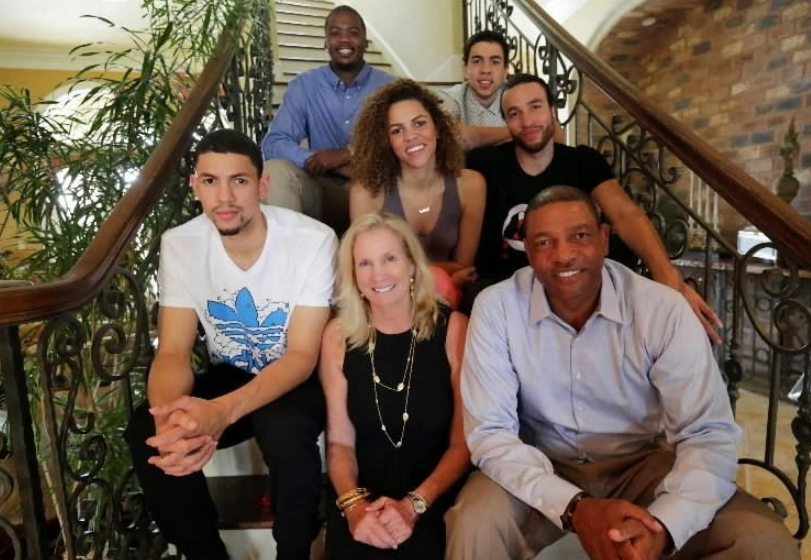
[{"xmin": 349, "ymin": 79, "xmax": 486, "ymax": 307}]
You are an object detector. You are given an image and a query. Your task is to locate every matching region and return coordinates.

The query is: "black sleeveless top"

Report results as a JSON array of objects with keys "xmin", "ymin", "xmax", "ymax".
[
  {"xmin": 325, "ymin": 307, "xmax": 463, "ymax": 560},
  {"xmin": 382, "ymin": 175, "xmax": 462, "ymax": 261},
  {"xmin": 342, "ymin": 308, "xmax": 453, "ymax": 499}
]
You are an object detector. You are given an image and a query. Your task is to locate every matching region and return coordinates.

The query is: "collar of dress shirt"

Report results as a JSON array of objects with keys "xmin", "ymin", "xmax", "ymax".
[
  {"xmin": 325, "ymin": 61, "xmax": 371, "ymax": 90},
  {"xmin": 528, "ymin": 264, "xmax": 625, "ymax": 327}
]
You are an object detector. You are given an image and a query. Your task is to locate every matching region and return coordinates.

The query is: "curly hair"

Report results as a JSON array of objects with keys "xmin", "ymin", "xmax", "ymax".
[{"xmin": 351, "ymin": 79, "xmax": 464, "ymax": 197}]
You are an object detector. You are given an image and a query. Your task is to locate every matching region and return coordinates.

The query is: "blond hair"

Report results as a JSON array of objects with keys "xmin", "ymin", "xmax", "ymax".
[{"xmin": 336, "ymin": 212, "xmax": 443, "ymax": 350}]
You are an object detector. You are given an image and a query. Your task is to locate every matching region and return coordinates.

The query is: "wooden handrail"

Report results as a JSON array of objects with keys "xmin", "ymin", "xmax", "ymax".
[
  {"xmin": 511, "ymin": 0, "xmax": 811, "ymax": 270},
  {"xmin": 0, "ymin": 24, "xmax": 242, "ymax": 327}
]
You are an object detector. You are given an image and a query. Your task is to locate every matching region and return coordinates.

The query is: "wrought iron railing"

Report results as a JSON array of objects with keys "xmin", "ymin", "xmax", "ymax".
[
  {"xmin": 0, "ymin": 1, "xmax": 273, "ymax": 558},
  {"xmin": 464, "ymin": 0, "xmax": 811, "ymax": 541}
]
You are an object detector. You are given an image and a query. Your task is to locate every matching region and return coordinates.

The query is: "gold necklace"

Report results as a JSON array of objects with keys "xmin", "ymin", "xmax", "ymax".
[
  {"xmin": 400, "ymin": 178, "xmax": 440, "ymax": 216},
  {"xmin": 368, "ymin": 329, "xmax": 416, "ymax": 449}
]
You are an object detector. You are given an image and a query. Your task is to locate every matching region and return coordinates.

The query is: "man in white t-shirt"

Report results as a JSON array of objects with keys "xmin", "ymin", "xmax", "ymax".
[{"xmin": 125, "ymin": 129, "xmax": 337, "ymax": 560}]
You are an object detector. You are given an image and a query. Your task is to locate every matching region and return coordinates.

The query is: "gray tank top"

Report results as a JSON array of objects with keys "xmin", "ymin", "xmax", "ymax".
[{"xmin": 382, "ymin": 175, "xmax": 461, "ymax": 261}]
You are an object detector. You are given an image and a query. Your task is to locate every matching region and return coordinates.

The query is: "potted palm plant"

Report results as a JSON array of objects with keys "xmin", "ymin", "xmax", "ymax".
[{"xmin": 0, "ymin": 0, "xmax": 273, "ymax": 557}]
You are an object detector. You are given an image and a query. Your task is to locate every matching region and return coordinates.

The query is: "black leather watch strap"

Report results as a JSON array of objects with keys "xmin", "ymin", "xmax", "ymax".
[{"xmin": 560, "ymin": 491, "xmax": 591, "ymax": 533}]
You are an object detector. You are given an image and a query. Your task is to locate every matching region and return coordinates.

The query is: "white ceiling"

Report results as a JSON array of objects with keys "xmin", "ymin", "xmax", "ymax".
[{"xmin": 0, "ymin": 0, "xmax": 145, "ymax": 68}]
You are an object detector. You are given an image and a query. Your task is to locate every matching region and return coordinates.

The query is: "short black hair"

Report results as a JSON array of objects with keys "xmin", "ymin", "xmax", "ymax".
[
  {"xmin": 463, "ymin": 30, "xmax": 510, "ymax": 63},
  {"xmin": 325, "ymin": 5, "xmax": 366, "ymax": 32},
  {"xmin": 192, "ymin": 129, "xmax": 263, "ymax": 177},
  {"xmin": 524, "ymin": 185, "xmax": 601, "ymax": 228},
  {"xmin": 501, "ymin": 73, "xmax": 554, "ymax": 117}
]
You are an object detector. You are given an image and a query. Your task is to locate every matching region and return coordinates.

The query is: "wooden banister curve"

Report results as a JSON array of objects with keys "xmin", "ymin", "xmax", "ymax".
[
  {"xmin": 0, "ymin": 26, "xmax": 241, "ymax": 327},
  {"xmin": 513, "ymin": 0, "xmax": 811, "ymax": 270}
]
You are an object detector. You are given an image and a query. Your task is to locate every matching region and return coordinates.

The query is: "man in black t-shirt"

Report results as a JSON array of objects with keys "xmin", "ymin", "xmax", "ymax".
[
  {"xmin": 468, "ymin": 141, "xmax": 615, "ymax": 279},
  {"xmin": 467, "ymin": 73, "xmax": 723, "ymax": 343}
]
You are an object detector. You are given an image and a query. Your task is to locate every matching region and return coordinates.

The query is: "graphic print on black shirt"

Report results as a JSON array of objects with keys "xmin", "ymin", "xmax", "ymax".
[{"xmin": 466, "ymin": 142, "xmax": 615, "ymax": 280}]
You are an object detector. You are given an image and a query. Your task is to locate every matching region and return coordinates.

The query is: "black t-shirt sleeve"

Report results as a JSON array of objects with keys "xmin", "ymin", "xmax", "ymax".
[{"xmin": 464, "ymin": 145, "xmax": 491, "ymax": 174}]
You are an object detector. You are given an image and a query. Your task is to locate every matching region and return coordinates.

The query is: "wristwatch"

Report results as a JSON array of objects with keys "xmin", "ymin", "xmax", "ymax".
[
  {"xmin": 407, "ymin": 491, "xmax": 429, "ymax": 515},
  {"xmin": 560, "ymin": 491, "xmax": 590, "ymax": 533}
]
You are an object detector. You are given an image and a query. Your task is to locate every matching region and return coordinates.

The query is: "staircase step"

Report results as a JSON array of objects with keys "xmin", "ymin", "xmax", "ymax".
[
  {"xmin": 277, "ymin": 19, "xmax": 323, "ymax": 34},
  {"xmin": 278, "ymin": 29, "xmax": 324, "ymax": 38},
  {"xmin": 278, "ymin": 30, "xmax": 325, "ymax": 48},
  {"xmin": 208, "ymin": 475, "xmax": 274, "ymax": 530},
  {"xmin": 276, "ymin": 9, "xmax": 328, "ymax": 26},
  {"xmin": 272, "ymin": 82, "xmax": 288, "ymax": 105},
  {"xmin": 276, "ymin": 0, "xmax": 331, "ymax": 16}
]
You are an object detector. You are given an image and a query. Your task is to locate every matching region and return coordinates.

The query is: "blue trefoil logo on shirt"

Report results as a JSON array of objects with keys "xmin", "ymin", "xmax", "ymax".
[{"xmin": 206, "ymin": 287, "xmax": 289, "ymax": 372}]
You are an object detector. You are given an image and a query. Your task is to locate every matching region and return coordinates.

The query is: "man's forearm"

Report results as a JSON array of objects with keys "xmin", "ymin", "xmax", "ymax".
[
  {"xmin": 613, "ymin": 210, "xmax": 682, "ymax": 290},
  {"xmin": 146, "ymin": 354, "xmax": 194, "ymax": 408},
  {"xmin": 460, "ymin": 125, "xmax": 511, "ymax": 151},
  {"xmin": 471, "ymin": 430, "xmax": 582, "ymax": 528},
  {"xmin": 333, "ymin": 163, "xmax": 353, "ymax": 179},
  {"xmin": 267, "ymin": 141, "xmax": 312, "ymax": 168},
  {"xmin": 216, "ymin": 350, "xmax": 316, "ymax": 424}
]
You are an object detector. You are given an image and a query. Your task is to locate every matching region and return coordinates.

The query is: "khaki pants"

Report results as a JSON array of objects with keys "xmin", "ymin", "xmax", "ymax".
[
  {"xmin": 262, "ymin": 159, "xmax": 350, "ymax": 235},
  {"xmin": 445, "ymin": 444, "xmax": 799, "ymax": 560}
]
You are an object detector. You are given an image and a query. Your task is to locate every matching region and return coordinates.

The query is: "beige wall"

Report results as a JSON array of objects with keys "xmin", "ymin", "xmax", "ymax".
[
  {"xmin": 343, "ymin": 0, "xmax": 464, "ymax": 81},
  {"xmin": 0, "ymin": 68, "xmax": 72, "ymax": 268},
  {"xmin": 0, "ymin": 68, "xmax": 77, "ymax": 105},
  {"xmin": 0, "ymin": 68, "xmax": 121, "ymax": 268}
]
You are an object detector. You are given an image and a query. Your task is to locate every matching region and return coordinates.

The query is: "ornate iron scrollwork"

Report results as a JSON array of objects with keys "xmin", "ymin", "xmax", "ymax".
[
  {"xmin": 736, "ymin": 244, "xmax": 811, "ymax": 538},
  {"xmin": 0, "ymin": 465, "xmax": 21, "ymax": 559},
  {"xmin": 0, "ymin": 3, "xmax": 275, "ymax": 558},
  {"xmin": 466, "ymin": 0, "xmax": 579, "ymax": 113},
  {"xmin": 219, "ymin": 0, "xmax": 274, "ymax": 144},
  {"xmin": 31, "ymin": 267, "xmax": 153, "ymax": 559},
  {"xmin": 463, "ymin": 0, "xmax": 811, "ymax": 542}
]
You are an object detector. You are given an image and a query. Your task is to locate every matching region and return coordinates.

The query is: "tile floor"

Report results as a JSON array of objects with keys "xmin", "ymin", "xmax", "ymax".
[{"xmin": 736, "ymin": 388, "xmax": 810, "ymax": 559}]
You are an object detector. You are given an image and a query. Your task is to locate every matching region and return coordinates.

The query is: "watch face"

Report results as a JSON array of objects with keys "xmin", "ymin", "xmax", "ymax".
[{"xmin": 410, "ymin": 495, "xmax": 427, "ymax": 514}]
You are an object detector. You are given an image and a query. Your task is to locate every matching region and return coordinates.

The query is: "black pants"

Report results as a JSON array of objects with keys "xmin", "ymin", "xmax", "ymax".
[{"xmin": 125, "ymin": 364, "xmax": 325, "ymax": 560}]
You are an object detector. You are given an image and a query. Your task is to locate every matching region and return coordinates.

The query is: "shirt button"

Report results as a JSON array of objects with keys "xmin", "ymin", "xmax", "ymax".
[
  {"xmin": 577, "ymin": 405, "xmax": 584, "ymax": 412},
  {"xmin": 574, "ymin": 371, "xmax": 581, "ymax": 379},
  {"xmin": 536, "ymin": 498, "xmax": 543, "ymax": 507},
  {"xmin": 344, "ymin": 119, "xmax": 350, "ymax": 124}
]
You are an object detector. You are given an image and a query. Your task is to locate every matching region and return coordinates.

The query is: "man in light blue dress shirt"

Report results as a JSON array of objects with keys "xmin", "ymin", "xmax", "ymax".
[
  {"xmin": 261, "ymin": 5, "xmax": 395, "ymax": 234},
  {"xmin": 446, "ymin": 186, "xmax": 797, "ymax": 559}
]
